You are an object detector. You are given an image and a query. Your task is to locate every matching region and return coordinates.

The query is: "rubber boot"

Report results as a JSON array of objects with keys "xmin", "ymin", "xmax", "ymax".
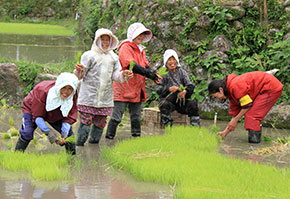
[
  {"xmin": 131, "ymin": 120, "xmax": 141, "ymax": 137},
  {"xmin": 15, "ymin": 136, "xmax": 30, "ymax": 152},
  {"xmin": 105, "ymin": 119, "xmax": 119, "ymax": 139},
  {"xmin": 160, "ymin": 113, "xmax": 173, "ymax": 128},
  {"xmin": 190, "ymin": 116, "xmax": 201, "ymax": 127},
  {"xmin": 65, "ymin": 142, "xmax": 76, "ymax": 155},
  {"xmin": 248, "ymin": 129, "xmax": 262, "ymax": 144},
  {"xmin": 89, "ymin": 125, "xmax": 103, "ymax": 144},
  {"xmin": 76, "ymin": 123, "xmax": 91, "ymax": 146}
]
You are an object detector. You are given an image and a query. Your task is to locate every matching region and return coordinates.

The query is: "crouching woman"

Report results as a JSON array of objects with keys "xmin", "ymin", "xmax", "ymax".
[
  {"xmin": 156, "ymin": 49, "xmax": 200, "ymax": 127},
  {"xmin": 208, "ymin": 71, "xmax": 283, "ymax": 143},
  {"xmin": 15, "ymin": 72, "xmax": 79, "ymax": 154}
]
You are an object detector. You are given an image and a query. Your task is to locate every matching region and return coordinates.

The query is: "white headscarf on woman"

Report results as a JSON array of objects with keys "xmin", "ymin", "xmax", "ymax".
[
  {"xmin": 91, "ymin": 28, "xmax": 119, "ymax": 53},
  {"xmin": 163, "ymin": 49, "xmax": 181, "ymax": 68},
  {"xmin": 46, "ymin": 72, "xmax": 79, "ymax": 117}
]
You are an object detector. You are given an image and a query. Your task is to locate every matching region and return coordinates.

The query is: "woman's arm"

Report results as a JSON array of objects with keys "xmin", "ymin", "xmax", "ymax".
[{"xmin": 217, "ymin": 108, "xmax": 249, "ymax": 139}]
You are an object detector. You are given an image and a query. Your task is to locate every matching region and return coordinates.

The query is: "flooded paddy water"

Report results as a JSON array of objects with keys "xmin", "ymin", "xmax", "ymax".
[
  {"xmin": 0, "ymin": 34, "xmax": 81, "ymax": 63},
  {"xmin": 1, "ymin": 109, "xmax": 290, "ymax": 199}
]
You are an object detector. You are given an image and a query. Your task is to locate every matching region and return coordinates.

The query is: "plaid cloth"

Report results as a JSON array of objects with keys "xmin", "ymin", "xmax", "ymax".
[
  {"xmin": 77, "ymin": 105, "xmax": 112, "ymax": 116},
  {"xmin": 79, "ymin": 111, "xmax": 108, "ymax": 128}
]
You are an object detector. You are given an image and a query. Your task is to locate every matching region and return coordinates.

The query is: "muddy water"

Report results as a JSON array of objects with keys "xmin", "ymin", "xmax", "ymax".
[
  {"xmin": 0, "ymin": 109, "xmax": 173, "ymax": 199},
  {"xmin": 0, "ymin": 34, "xmax": 82, "ymax": 63},
  {"xmin": 1, "ymin": 109, "xmax": 290, "ymax": 199}
]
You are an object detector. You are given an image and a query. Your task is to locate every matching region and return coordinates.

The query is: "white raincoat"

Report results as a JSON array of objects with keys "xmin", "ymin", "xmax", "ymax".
[{"xmin": 77, "ymin": 28, "xmax": 124, "ymax": 108}]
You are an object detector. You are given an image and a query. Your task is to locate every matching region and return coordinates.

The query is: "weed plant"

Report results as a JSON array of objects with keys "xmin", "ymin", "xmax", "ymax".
[
  {"xmin": 102, "ymin": 126, "xmax": 290, "ymax": 199},
  {"xmin": 0, "ymin": 151, "xmax": 72, "ymax": 181}
]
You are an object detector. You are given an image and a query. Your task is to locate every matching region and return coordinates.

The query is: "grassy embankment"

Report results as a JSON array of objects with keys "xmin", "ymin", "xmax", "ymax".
[
  {"xmin": 0, "ymin": 22, "xmax": 74, "ymax": 36},
  {"xmin": 102, "ymin": 126, "xmax": 290, "ymax": 199}
]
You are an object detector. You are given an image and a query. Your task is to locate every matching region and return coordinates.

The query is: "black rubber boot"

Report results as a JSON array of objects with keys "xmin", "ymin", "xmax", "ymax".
[
  {"xmin": 248, "ymin": 129, "xmax": 262, "ymax": 144},
  {"xmin": 65, "ymin": 142, "xmax": 76, "ymax": 155},
  {"xmin": 131, "ymin": 120, "xmax": 141, "ymax": 137},
  {"xmin": 15, "ymin": 136, "xmax": 30, "ymax": 152},
  {"xmin": 190, "ymin": 116, "xmax": 201, "ymax": 127},
  {"xmin": 89, "ymin": 125, "xmax": 103, "ymax": 144},
  {"xmin": 160, "ymin": 113, "xmax": 173, "ymax": 128},
  {"xmin": 76, "ymin": 123, "xmax": 91, "ymax": 146},
  {"xmin": 105, "ymin": 119, "xmax": 119, "ymax": 139}
]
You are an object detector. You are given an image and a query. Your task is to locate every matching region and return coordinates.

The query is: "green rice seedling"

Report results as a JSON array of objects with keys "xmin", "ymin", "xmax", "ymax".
[
  {"xmin": 75, "ymin": 51, "xmax": 83, "ymax": 64},
  {"xmin": 65, "ymin": 135, "xmax": 76, "ymax": 144},
  {"xmin": 0, "ymin": 99, "xmax": 8, "ymax": 110},
  {"xmin": 158, "ymin": 67, "xmax": 168, "ymax": 76},
  {"xmin": 0, "ymin": 151, "xmax": 72, "ymax": 181},
  {"xmin": 10, "ymin": 130, "xmax": 19, "ymax": 137},
  {"xmin": 8, "ymin": 117, "xmax": 15, "ymax": 127},
  {"xmin": 263, "ymin": 134, "xmax": 272, "ymax": 143},
  {"xmin": 129, "ymin": 60, "xmax": 135, "ymax": 71},
  {"xmin": 0, "ymin": 22, "xmax": 74, "ymax": 36},
  {"xmin": 2, "ymin": 133, "xmax": 11, "ymax": 139},
  {"xmin": 210, "ymin": 124, "xmax": 220, "ymax": 134},
  {"xmin": 7, "ymin": 143, "xmax": 12, "ymax": 150},
  {"xmin": 102, "ymin": 125, "xmax": 290, "ymax": 199}
]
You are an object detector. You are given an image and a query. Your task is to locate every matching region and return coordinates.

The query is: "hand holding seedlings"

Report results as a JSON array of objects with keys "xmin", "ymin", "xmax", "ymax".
[
  {"xmin": 56, "ymin": 137, "xmax": 66, "ymax": 146},
  {"xmin": 122, "ymin": 69, "xmax": 133, "ymax": 80},
  {"xmin": 154, "ymin": 70, "xmax": 162, "ymax": 84},
  {"xmin": 75, "ymin": 63, "xmax": 84, "ymax": 79},
  {"xmin": 176, "ymin": 85, "xmax": 186, "ymax": 106}
]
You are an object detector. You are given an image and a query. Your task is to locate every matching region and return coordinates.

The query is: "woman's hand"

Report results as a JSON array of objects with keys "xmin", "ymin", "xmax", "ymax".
[
  {"xmin": 216, "ymin": 118, "xmax": 238, "ymax": 139},
  {"xmin": 178, "ymin": 90, "xmax": 186, "ymax": 99},
  {"xmin": 123, "ymin": 70, "xmax": 134, "ymax": 80},
  {"xmin": 154, "ymin": 70, "xmax": 162, "ymax": 84},
  {"xmin": 75, "ymin": 63, "xmax": 84, "ymax": 72},
  {"xmin": 169, "ymin": 86, "xmax": 180, "ymax": 93}
]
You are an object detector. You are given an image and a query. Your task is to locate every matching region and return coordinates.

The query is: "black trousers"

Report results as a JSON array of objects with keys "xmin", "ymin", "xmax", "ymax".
[{"xmin": 158, "ymin": 92, "xmax": 199, "ymax": 117}]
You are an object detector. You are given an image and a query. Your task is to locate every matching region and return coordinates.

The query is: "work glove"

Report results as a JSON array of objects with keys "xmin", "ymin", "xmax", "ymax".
[
  {"xmin": 131, "ymin": 62, "xmax": 159, "ymax": 81},
  {"xmin": 61, "ymin": 122, "xmax": 71, "ymax": 138},
  {"xmin": 35, "ymin": 117, "xmax": 57, "ymax": 144}
]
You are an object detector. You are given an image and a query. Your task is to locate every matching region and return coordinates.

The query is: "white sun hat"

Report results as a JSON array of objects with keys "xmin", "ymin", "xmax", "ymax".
[{"xmin": 127, "ymin": 22, "xmax": 152, "ymax": 43}]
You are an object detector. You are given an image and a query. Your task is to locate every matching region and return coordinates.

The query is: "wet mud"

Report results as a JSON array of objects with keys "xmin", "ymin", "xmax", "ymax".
[{"xmin": 1, "ymin": 109, "xmax": 290, "ymax": 199}]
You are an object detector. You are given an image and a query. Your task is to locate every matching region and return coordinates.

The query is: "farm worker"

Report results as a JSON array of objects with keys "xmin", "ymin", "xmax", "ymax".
[
  {"xmin": 74, "ymin": 28, "xmax": 133, "ymax": 146},
  {"xmin": 156, "ymin": 49, "xmax": 200, "ymax": 127},
  {"xmin": 105, "ymin": 22, "xmax": 161, "ymax": 139},
  {"xmin": 208, "ymin": 71, "xmax": 283, "ymax": 143},
  {"xmin": 15, "ymin": 72, "xmax": 79, "ymax": 154}
]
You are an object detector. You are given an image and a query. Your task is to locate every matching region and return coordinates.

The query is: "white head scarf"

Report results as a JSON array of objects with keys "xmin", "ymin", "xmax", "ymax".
[
  {"xmin": 91, "ymin": 28, "xmax": 119, "ymax": 53},
  {"xmin": 127, "ymin": 22, "xmax": 152, "ymax": 43},
  {"xmin": 163, "ymin": 49, "xmax": 181, "ymax": 68},
  {"xmin": 46, "ymin": 72, "xmax": 79, "ymax": 117}
]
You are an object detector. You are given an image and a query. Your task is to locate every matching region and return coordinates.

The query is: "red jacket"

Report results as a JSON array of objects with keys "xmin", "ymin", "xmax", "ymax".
[
  {"xmin": 22, "ymin": 81, "xmax": 78, "ymax": 125},
  {"xmin": 113, "ymin": 41, "xmax": 149, "ymax": 102},
  {"xmin": 227, "ymin": 71, "xmax": 283, "ymax": 116}
]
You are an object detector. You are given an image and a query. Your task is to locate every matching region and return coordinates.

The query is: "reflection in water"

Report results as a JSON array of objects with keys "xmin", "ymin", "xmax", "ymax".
[
  {"xmin": 0, "ymin": 34, "xmax": 82, "ymax": 64},
  {"xmin": 0, "ymin": 108, "xmax": 289, "ymax": 199},
  {"xmin": 0, "ymin": 109, "xmax": 173, "ymax": 199}
]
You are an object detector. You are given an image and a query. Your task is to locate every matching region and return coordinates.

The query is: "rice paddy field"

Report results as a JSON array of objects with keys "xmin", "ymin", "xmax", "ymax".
[
  {"xmin": 0, "ymin": 151, "xmax": 73, "ymax": 181},
  {"xmin": 102, "ymin": 126, "xmax": 290, "ymax": 199},
  {"xmin": 0, "ymin": 22, "xmax": 74, "ymax": 36}
]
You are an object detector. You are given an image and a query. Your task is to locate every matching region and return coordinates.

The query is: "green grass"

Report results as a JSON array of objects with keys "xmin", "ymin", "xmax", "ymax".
[
  {"xmin": 102, "ymin": 126, "xmax": 290, "ymax": 199},
  {"xmin": 0, "ymin": 151, "xmax": 72, "ymax": 181},
  {"xmin": 0, "ymin": 22, "xmax": 74, "ymax": 36}
]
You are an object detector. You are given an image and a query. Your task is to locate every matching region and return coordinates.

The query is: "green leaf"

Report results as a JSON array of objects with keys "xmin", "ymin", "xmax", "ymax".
[
  {"xmin": 158, "ymin": 67, "xmax": 168, "ymax": 76},
  {"xmin": 129, "ymin": 60, "xmax": 134, "ymax": 71},
  {"xmin": 75, "ymin": 51, "xmax": 83, "ymax": 64}
]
